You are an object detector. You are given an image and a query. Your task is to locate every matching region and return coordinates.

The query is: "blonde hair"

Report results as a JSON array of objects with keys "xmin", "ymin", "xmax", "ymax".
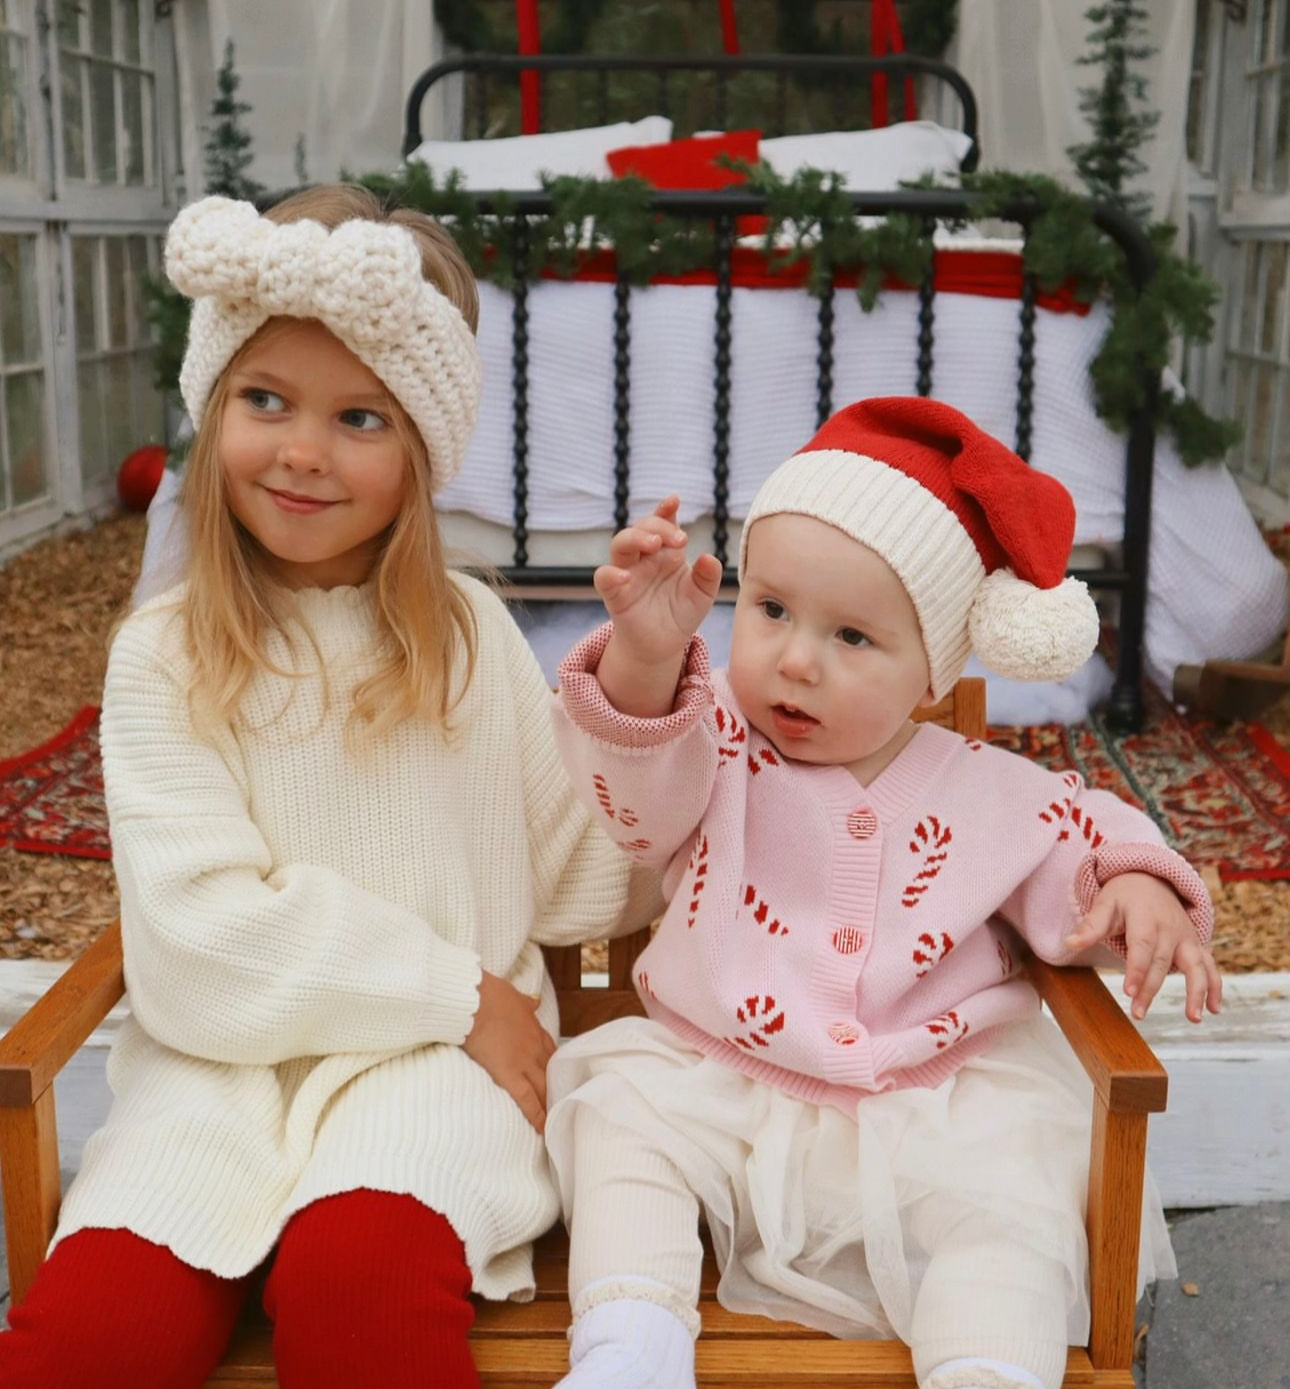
[{"xmin": 180, "ymin": 183, "xmax": 482, "ymax": 740}]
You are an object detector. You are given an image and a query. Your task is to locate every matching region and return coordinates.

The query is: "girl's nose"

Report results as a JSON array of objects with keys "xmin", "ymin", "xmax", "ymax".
[
  {"xmin": 777, "ymin": 633, "xmax": 819, "ymax": 683},
  {"xmin": 278, "ymin": 420, "xmax": 329, "ymax": 473}
]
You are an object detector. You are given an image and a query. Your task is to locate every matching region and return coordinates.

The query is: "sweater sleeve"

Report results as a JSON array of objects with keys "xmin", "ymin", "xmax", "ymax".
[
  {"xmin": 999, "ymin": 780, "xmax": 1214, "ymax": 966},
  {"xmin": 100, "ymin": 613, "xmax": 483, "ymax": 1067},
  {"xmin": 497, "ymin": 609, "xmax": 663, "ymax": 947},
  {"xmin": 551, "ymin": 622, "xmax": 720, "ymax": 869}
]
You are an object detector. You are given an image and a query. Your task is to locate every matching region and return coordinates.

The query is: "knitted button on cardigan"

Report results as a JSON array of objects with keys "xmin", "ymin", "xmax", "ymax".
[
  {"xmin": 553, "ymin": 624, "xmax": 1213, "ymax": 1115},
  {"xmin": 55, "ymin": 577, "xmax": 642, "ymax": 1295}
]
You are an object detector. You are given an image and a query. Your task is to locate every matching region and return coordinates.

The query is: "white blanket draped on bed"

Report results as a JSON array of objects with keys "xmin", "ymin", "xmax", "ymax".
[{"xmin": 435, "ymin": 269, "xmax": 1287, "ymax": 700}]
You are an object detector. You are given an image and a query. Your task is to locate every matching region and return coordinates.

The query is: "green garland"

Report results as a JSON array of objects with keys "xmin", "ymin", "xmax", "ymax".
[{"xmin": 352, "ymin": 160, "xmax": 1233, "ymax": 466}]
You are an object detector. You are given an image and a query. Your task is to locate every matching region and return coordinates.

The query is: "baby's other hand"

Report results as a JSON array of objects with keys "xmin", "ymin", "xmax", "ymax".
[
  {"xmin": 594, "ymin": 496, "xmax": 724, "ymax": 664},
  {"xmin": 1065, "ymin": 871, "xmax": 1222, "ymax": 1023}
]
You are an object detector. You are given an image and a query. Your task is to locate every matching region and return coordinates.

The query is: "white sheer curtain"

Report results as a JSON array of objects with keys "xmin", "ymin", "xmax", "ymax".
[
  {"xmin": 944, "ymin": 0, "xmax": 1196, "ymax": 228},
  {"xmin": 178, "ymin": 0, "xmax": 454, "ymax": 195}
]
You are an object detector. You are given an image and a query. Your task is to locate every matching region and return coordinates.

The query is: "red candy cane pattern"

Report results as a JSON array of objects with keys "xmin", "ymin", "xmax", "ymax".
[
  {"xmin": 591, "ymin": 772, "xmax": 639, "ymax": 827},
  {"xmin": 724, "ymin": 994, "xmax": 786, "ymax": 1051},
  {"xmin": 1059, "ymin": 804, "xmax": 1105, "ymax": 849},
  {"xmin": 912, "ymin": 930, "xmax": 954, "ymax": 977},
  {"xmin": 1038, "ymin": 771, "xmax": 1081, "ymax": 828},
  {"xmin": 901, "ymin": 815, "xmax": 953, "ymax": 908},
  {"xmin": 714, "ymin": 705, "xmax": 747, "ymax": 766},
  {"xmin": 741, "ymin": 884, "xmax": 789, "ymax": 936},
  {"xmin": 747, "ymin": 746, "xmax": 781, "ymax": 776},
  {"xmin": 926, "ymin": 1010, "xmax": 969, "ymax": 1049},
  {"xmin": 686, "ymin": 834, "xmax": 710, "ymax": 928}
]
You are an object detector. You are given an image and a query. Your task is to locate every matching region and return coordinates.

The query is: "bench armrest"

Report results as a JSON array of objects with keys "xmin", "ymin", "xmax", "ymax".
[{"xmin": 0, "ymin": 920, "xmax": 125, "ymax": 1307}]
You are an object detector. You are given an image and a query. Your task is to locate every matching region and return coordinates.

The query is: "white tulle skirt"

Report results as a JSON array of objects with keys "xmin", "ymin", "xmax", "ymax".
[{"xmin": 546, "ymin": 1013, "xmax": 1175, "ymax": 1344}]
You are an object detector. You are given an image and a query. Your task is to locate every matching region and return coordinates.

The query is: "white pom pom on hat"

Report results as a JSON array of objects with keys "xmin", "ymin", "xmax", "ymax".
[{"xmin": 739, "ymin": 396, "xmax": 1101, "ymax": 700}]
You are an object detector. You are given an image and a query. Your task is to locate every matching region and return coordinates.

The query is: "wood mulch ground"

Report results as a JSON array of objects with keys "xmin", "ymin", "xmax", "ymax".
[{"xmin": 1, "ymin": 512, "xmax": 1288, "ymax": 970}]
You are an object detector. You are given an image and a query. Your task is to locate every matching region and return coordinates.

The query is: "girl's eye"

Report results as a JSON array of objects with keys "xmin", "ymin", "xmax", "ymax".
[
  {"xmin": 244, "ymin": 387, "xmax": 285, "ymax": 412},
  {"xmin": 839, "ymin": 627, "xmax": 870, "ymax": 648},
  {"xmin": 340, "ymin": 408, "xmax": 388, "ymax": 432},
  {"xmin": 759, "ymin": 599, "xmax": 786, "ymax": 621}
]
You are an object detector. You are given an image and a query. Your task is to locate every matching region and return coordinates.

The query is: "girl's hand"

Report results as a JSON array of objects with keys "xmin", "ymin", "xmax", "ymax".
[
  {"xmin": 1065, "ymin": 872, "xmax": 1223, "ymax": 1023},
  {"xmin": 594, "ymin": 496, "xmax": 724, "ymax": 667},
  {"xmin": 463, "ymin": 971, "xmax": 557, "ymax": 1133}
]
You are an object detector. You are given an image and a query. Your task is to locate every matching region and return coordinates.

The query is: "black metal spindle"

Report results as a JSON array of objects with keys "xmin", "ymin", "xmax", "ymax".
[
  {"xmin": 712, "ymin": 214, "xmax": 734, "ymax": 568},
  {"xmin": 1015, "ymin": 267, "xmax": 1038, "ymax": 462},
  {"xmin": 598, "ymin": 68, "xmax": 610, "ymax": 126},
  {"xmin": 776, "ymin": 70, "xmax": 788, "ymax": 135},
  {"xmin": 915, "ymin": 221, "xmax": 936, "ymax": 397},
  {"xmin": 613, "ymin": 275, "xmax": 632, "ymax": 532},
  {"xmin": 816, "ymin": 279, "xmax": 835, "ymax": 428},
  {"xmin": 474, "ymin": 70, "xmax": 488, "ymax": 139},
  {"xmin": 657, "ymin": 69, "xmax": 670, "ymax": 122},
  {"xmin": 511, "ymin": 217, "xmax": 531, "ymax": 569}
]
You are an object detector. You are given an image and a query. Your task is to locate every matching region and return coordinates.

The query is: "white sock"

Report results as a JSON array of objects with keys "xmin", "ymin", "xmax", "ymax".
[
  {"xmin": 922, "ymin": 1357, "xmax": 1049, "ymax": 1389},
  {"xmin": 555, "ymin": 1294, "xmax": 697, "ymax": 1389}
]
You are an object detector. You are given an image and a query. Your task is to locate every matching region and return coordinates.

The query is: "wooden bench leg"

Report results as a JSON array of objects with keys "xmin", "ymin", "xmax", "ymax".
[
  {"xmin": 0, "ymin": 1087, "xmax": 62, "ymax": 1308},
  {"xmin": 1085, "ymin": 1097, "xmax": 1148, "ymax": 1374}
]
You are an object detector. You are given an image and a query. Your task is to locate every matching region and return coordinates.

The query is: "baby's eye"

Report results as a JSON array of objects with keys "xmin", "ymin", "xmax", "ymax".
[
  {"xmin": 243, "ymin": 387, "xmax": 285, "ymax": 412},
  {"xmin": 340, "ymin": 408, "xmax": 388, "ymax": 432},
  {"xmin": 759, "ymin": 599, "xmax": 786, "ymax": 621},
  {"xmin": 838, "ymin": 627, "xmax": 870, "ymax": 648}
]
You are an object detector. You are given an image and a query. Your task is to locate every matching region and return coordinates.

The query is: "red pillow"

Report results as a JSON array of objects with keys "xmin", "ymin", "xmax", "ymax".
[{"xmin": 606, "ymin": 130, "xmax": 766, "ymax": 236}]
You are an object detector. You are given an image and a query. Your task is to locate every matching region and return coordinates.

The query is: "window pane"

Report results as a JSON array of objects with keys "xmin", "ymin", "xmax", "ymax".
[
  {"xmin": 1278, "ymin": 66, "xmax": 1290, "ymax": 188},
  {"xmin": 56, "ymin": 0, "xmax": 81, "ymax": 48},
  {"xmin": 61, "ymin": 56, "xmax": 85, "ymax": 179},
  {"xmin": 89, "ymin": 0, "xmax": 112, "ymax": 57},
  {"xmin": 1251, "ymin": 363, "xmax": 1276, "ymax": 480},
  {"xmin": 129, "ymin": 350, "xmax": 162, "ymax": 443},
  {"xmin": 120, "ymin": 0, "xmax": 140, "ymax": 63},
  {"xmin": 106, "ymin": 352, "xmax": 138, "ymax": 463},
  {"xmin": 127, "ymin": 236, "xmax": 151, "ymax": 338},
  {"xmin": 91, "ymin": 59, "xmax": 116, "ymax": 181},
  {"xmin": 105, "ymin": 236, "xmax": 128, "ymax": 347},
  {"xmin": 0, "ymin": 234, "xmax": 41, "ymax": 366},
  {"xmin": 73, "ymin": 237, "xmax": 98, "ymax": 351},
  {"xmin": 1256, "ymin": 0, "xmax": 1276, "ymax": 63},
  {"xmin": 1253, "ymin": 76, "xmax": 1272, "ymax": 188},
  {"xmin": 122, "ymin": 68, "xmax": 144, "ymax": 183},
  {"xmin": 1262, "ymin": 242, "xmax": 1287, "ymax": 353},
  {"xmin": 6, "ymin": 370, "xmax": 47, "ymax": 506},
  {"xmin": 0, "ymin": 33, "xmax": 30, "ymax": 176},
  {"xmin": 77, "ymin": 358, "xmax": 108, "ymax": 487},
  {"xmin": 1239, "ymin": 242, "xmax": 1260, "ymax": 349}
]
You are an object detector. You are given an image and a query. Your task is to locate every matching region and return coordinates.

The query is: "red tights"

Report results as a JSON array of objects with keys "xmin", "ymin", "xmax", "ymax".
[{"xmin": 0, "ymin": 1188, "xmax": 481, "ymax": 1389}]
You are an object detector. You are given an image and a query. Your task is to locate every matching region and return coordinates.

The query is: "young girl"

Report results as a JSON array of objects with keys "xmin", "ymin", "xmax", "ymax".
[
  {"xmin": 545, "ymin": 396, "xmax": 1222, "ymax": 1389},
  {"xmin": 0, "ymin": 186, "xmax": 651, "ymax": 1389}
]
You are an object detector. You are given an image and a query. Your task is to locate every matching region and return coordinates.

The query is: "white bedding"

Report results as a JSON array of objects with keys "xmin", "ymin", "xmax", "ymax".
[{"xmin": 436, "ymin": 266, "xmax": 1288, "ymax": 699}]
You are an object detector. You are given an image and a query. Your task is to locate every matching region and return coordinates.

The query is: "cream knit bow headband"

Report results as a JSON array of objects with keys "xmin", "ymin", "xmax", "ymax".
[{"xmin": 165, "ymin": 196, "xmax": 482, "ymax": 491}]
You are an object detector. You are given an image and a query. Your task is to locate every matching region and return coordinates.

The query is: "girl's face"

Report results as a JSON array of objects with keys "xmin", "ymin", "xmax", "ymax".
[
  {"xmin": 729, "ymin": 514, "xmax": 936, "ymax": 786},
  {"xmin": 219, "ymin": 318, "xmax": 409, "ymax": 589}
]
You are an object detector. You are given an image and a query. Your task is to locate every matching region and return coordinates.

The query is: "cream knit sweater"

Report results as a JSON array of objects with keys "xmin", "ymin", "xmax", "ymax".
[{"xmin": 55, "ymin": 575, "xmax": 641, "ymax": 1297}]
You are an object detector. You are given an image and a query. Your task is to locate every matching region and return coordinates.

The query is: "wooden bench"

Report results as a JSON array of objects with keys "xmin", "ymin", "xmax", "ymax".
[{"xmin": 0, "ymin": 679, "xmax": 1166, "ymax": 1386}]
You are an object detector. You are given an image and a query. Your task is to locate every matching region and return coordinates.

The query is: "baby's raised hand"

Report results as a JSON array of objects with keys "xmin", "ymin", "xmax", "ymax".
[
  {"xmin": 594, "ymin": 496, "xmax": 724, "ymax": 665},
  {"xmin": 1064, "ymin": 871, "xmax": 1222, "ymax": 1024}
]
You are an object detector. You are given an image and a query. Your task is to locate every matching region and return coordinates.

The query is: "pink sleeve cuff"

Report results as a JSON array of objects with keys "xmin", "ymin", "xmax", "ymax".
[
  {"xmin": 557, "ymin": 622, "xmax": 713, "ymax": 749},
  {"xmin": 1073, "ymin": 841, "xmax": 1215, "ymax": 957}
]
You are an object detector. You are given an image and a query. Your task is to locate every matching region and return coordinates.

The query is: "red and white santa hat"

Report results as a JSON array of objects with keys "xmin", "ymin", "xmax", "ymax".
[{"xmin": 738, "ymin": 396, "xmax": 1100, "ymax": 700}]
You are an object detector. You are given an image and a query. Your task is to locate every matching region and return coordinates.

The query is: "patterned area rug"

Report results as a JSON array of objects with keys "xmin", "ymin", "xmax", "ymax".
[
  {"xmin": 1, "ymin": 694, "xmax": 1288, "ymax": 879},
  {"xmin": 0, "ymin": 707, "xmax": 110, "ymax": 860}
]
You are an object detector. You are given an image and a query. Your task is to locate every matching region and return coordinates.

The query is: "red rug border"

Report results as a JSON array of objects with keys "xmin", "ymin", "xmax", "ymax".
[{"xmin": 0, "ymin": 705, "xmax": 101, "ymax": 779}]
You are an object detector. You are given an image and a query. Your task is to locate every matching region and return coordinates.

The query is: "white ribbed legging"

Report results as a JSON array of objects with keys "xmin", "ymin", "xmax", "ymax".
[{"xmin": 566, "ymin": 1104, "xmax": 1070, "ymax": 1389}]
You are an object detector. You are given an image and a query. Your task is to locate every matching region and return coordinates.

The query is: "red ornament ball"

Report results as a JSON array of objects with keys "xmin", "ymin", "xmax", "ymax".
[{"xmin": 116, "ymin": 444, "xmax": 169, "ymax": 512}]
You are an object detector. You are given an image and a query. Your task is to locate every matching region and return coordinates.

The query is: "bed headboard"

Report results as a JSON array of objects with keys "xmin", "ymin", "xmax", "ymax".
[{"xmin": 403, "ymin": 52, "xmax": 980, "ymax": 163}]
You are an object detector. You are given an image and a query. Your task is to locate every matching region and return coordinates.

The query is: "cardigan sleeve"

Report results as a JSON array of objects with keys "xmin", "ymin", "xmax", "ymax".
[
  {"xmin": 998, "ymin": 780, "xmax": 1213, "ymax": 966},
  {"xmin": 100, "ymin": 614, "xmax": 483, "ymax": 1067},
  {"xmin": 551, "ymin": 622, "xmax": 720, "ymax": 869},
  {"xmin": 498, "ymin": 610, "xmax": 663, "ymax": 947}
]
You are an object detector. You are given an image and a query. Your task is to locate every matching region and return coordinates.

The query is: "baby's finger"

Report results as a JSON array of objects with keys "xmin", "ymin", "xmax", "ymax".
[
  {"xmin": 654, "ymin": 494, "xmax": 682, "ymax": 523},
  {"xmin": 607, "ymin": 524, "xmax": 668, "ymax": 568},
  {"xmin": 1204, "ymin": 952, "xmax": 1223, "ymax": 1015},
  {"xmin": 1177, "ymin": 943, "xmax": 1210, "ymax": 1024},
  {"xmin": 1065, "ymin": 897, "xmax": 1115, "ymax": 953},
  {"xmin": 690, "ymin": 552, "xmax": 726, "ymax": 600},
  {"xmin": 1131, "ymin": 944, "xmax": 1174, "ymax": 1019}
]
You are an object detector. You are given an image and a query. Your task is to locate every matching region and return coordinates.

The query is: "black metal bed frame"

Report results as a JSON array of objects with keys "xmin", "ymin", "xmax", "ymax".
[{"xmin": 403, "ymin": 54, "xmax": 1158, "ymax": 731}]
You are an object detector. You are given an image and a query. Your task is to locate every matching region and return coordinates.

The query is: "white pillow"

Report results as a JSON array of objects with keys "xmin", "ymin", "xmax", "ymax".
[
  {"xmin": 407, "ymin": 116, "xmax": 673, "ymax": 190},
  {"xmin": 759, "ymin": 121, "xmax": 973, "ymax": 190}
]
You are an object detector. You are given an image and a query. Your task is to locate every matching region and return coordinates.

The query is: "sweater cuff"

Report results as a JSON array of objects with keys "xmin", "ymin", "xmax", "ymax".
[
  {"xmin": 1073, "ymin": 841, "xmax": 1215, "ymax": 958},
  {"xmin": 556, "ymin": 622, "xmax": 713, "ymax": 748}
]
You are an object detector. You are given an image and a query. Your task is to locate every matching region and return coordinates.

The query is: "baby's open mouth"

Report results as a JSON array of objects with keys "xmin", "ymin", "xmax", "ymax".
[{"xmin": 771, "ymin": 704, "xmax": 819, "ymax": 736}]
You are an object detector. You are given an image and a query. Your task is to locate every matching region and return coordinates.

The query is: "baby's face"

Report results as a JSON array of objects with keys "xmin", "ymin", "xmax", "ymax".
[{"xmin": 729, "ymin": 514, "xmax": 934, "ymax": 784}]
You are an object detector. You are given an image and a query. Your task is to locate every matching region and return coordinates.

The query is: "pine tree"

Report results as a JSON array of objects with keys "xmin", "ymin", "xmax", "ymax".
[
  {"xmin": 203, "ymin": 39, "xmax": 263, "ymax": 199},
  {"xmin": 1067, "ymin": 1, "xmax": 1159, "ymax": 220}
]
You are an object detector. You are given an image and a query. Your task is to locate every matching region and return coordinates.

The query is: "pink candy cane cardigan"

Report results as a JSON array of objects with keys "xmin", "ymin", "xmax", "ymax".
[{"xmin": 553, "ymin": 624, "xmax": 1214, "ymax": 1114}]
